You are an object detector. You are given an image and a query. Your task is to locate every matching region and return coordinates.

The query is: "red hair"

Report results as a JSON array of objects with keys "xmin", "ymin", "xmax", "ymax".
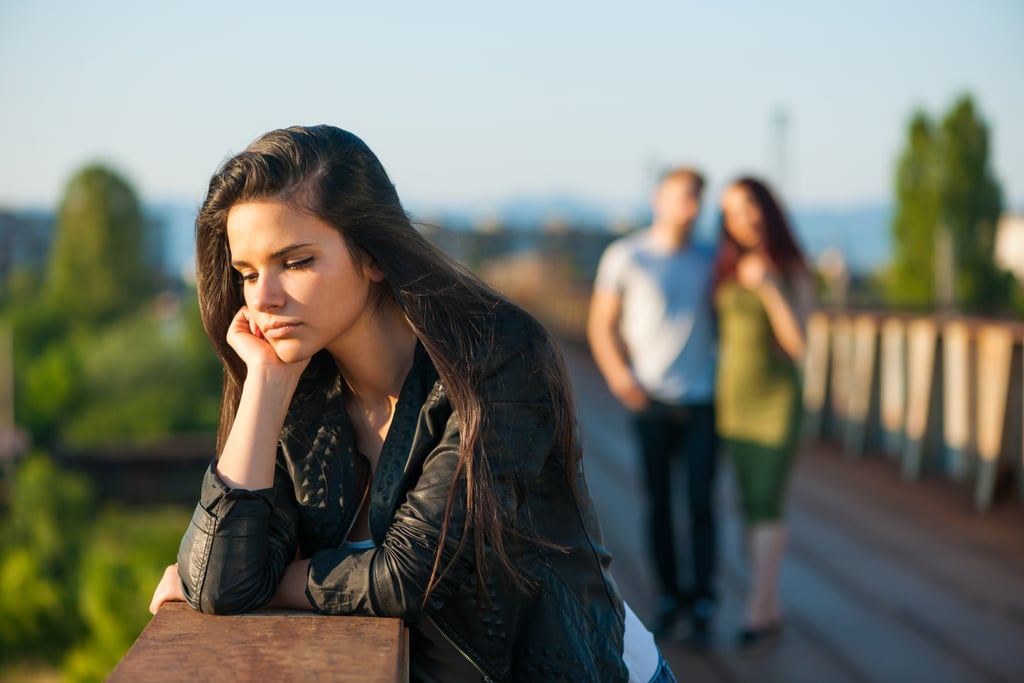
[{"xmin": 713, "ymin": 176, "xmax": 808, "ymax": 289}]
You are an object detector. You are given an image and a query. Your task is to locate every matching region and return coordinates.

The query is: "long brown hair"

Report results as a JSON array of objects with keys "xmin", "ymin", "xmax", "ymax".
[
  {"xmin": 194, "ymin": 126, "xmax": 578, "ymax": 599},
  {"xmin": 713, "ymin": 176, "xmax": 808, "ymax": 288}
]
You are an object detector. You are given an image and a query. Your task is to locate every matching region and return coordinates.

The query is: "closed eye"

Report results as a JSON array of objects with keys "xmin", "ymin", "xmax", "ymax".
[{"xmin": 285, "ymin": 256, "xmax": 314, "ymax": 270}]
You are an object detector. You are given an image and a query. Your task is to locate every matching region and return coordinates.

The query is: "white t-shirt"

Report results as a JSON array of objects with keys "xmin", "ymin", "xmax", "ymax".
[
  {"xmin": 623, "ymin": 600, "xmax": 662, "ymax": 683},
  {"xmin": 594, "ymin": 230, "xmax": 717, "ymax": 404}
]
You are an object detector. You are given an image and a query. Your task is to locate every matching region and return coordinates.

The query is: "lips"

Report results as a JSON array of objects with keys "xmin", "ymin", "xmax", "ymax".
[{"xmin": 261, "ymin": 321, "xmax": 301, "ymax": 339}]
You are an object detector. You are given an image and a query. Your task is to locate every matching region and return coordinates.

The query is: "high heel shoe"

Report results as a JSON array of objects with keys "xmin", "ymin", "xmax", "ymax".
[{"xmin": 736, "ymin": 622, "xmax": 783, "ymax": 650}]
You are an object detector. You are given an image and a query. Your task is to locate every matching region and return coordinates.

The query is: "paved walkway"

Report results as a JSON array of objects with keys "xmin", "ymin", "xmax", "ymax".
[{"xmin": 564, "ymin": 345, "xmax": 1024, "ymax": 683}]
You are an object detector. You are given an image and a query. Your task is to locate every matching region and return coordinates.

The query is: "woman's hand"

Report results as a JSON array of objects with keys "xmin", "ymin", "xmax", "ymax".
[
  {"xmin": 608, "ymin": 368, "xmax": 650, "ymax": 412},
  {"xmin": 149, "ymin": 563, "xmax": 185, "ymax": 615},
  {"xmin": 227, "ymin": 306, "xmax": 287, "ymax": 368},
  {"xmin": 227, "ymin": 306, "xmax": 311, "ymax": 381},
  {"xmin": 736, "ymin": 252, "xmax": 771, "ymax": 290}
]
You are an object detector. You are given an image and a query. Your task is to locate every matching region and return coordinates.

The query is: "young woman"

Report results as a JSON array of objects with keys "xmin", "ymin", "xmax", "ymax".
[
  {"xmin": 713, "ymin": 177, "xmax": 815, "ymax": 648},
  {"xmin": 149, "ymin": 125, "xmax": 673, "ymax": 682}
]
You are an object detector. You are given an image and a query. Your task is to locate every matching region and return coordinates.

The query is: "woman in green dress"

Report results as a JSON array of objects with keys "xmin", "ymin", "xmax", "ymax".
[{"xmin": 713, "ymin": 177, "xmax": 815, "ymax": 648}]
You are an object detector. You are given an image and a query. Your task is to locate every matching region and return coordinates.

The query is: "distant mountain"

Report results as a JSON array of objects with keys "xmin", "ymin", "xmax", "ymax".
[
  {"xmin": 791, "ymin": 203, "xmax": 892, "ymax": 274},
  {"xmin": 409, "ymin": 194, "xmax": 892, "ymax": 274},
  {"xmin": 147, "ymin": 200, "xmax": 201, "ymax": 281},
  {"xmin": 146, "ymin": 195, "xmax": 894, "ymax": 278}
]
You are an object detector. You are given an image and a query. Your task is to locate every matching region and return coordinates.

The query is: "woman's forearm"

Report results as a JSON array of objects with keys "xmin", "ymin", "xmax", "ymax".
[
  {"xmin": 216, "ymin": 368, "xmax": 300, "ymax": 490},
  {"xmin": 758, "ymin": 276, "xmax": 808, "ymax": 360},
  {"xmin": 268, "ymin": 559, "xmax": 314, "ymax": 611}
]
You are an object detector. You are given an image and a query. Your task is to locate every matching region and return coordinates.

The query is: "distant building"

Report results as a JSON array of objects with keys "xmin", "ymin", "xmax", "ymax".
[
  {"xmin": 0, "ymin": 208, "xmax": 54, "ymax": 284},
  {"xmin": 994, "ymin": 213, "xmax": 1024, "ymax": 281},
  {"xmin": 0, "ymin": 206, "xmax": 178, "ymax": 291}
]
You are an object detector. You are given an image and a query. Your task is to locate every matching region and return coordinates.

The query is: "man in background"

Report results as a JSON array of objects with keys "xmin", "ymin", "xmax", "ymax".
[{"xmin": 588, "ymin": 168, "xmax": 718, "ymax": 646}]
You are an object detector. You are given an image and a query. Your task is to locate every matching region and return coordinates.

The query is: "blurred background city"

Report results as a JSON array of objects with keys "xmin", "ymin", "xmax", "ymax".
[{"xmin": 1, "ymin": 1, "xmax": 1022, "ymax": 681}]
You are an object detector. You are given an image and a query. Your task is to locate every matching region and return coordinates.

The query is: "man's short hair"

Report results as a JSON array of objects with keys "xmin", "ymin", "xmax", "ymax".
[{"xmin": 659, "ymin": 167, "xmax": 705, "ymax": 197}]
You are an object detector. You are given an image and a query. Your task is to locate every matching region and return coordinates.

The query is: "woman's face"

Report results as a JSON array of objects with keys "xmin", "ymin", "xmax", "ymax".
[
  {"xmin": 721, "ymin": 185, "xmax": 764, "ymax": 249},
  {"xmin": 226, "ymin": 200, "xmax": 385, "ymax": 363}
]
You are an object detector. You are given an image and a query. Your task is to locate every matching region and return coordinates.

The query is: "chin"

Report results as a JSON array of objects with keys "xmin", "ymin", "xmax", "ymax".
[{"xmin": 269, "ymin": 340, "xmax": 314, "ymax": 365}]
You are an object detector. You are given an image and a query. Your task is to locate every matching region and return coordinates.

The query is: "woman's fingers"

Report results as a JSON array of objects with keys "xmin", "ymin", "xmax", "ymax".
[{"xmin": 149, "ymin": 563, "xmax": 185, "ymax": 615}]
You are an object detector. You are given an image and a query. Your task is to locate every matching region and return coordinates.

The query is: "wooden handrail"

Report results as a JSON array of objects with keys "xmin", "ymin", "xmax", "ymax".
[{"xmin": 109, "ymin": 603, "xmax": 408, "ymax": 682}]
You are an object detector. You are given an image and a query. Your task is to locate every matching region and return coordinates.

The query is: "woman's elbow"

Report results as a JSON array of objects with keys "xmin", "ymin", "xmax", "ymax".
[
  {"xmin": 178, "ymin": 560, "xmax": 275, "ymax": 614},
  {"xmin": 186, "ymin": 580, "xmax": 274, "ymax": 615}
]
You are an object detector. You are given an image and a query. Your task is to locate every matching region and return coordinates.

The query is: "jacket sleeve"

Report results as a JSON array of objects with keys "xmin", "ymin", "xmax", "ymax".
[
  {"xmin": 176, "ymin": 457, "xmax": 300, "ymax": 614},
  {"xmin": 306, "ymin": 328, "xmax": 557, "ymax": 619}
]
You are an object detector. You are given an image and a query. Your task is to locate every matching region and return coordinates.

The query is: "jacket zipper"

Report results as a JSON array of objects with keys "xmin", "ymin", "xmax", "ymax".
[{"xmin": 426, "ymin": 615, "xmax": 494, "ymax": 683}]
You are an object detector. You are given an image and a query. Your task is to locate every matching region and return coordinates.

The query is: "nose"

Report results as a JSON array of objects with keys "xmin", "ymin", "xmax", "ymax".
[{"xmin": 247, "ymin": 273, "xmax": 285, "ymax": 312}]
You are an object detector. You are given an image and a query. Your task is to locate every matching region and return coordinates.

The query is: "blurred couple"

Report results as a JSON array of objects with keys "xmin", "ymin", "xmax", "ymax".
[{"xmin": 588, "ymin": 170, "xmax": 815, "ymax": 650}]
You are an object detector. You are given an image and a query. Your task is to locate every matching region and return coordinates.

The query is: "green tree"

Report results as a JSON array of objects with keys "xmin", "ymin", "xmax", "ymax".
[
  {"xmin": 937, "ymin": 96, "xmax": 1011, "ymax": 312},
  {"xmin": 62, "ymin": 504, "xmax": 190, "ymax": 682},
  {"xmin": 887, "ymin": 95, "xmax": 1011, "ymax": 313},
  {"xmin": 46, "ymin": 165, "xmax": 152, "ymax": 325},
  {"xmin": 0, "ymin": 454, "xmax": 93, "ymax": 664},
  {"xmin": 888, "ymin": 112, "xmax": 940, "ymax": 308},
  {"xmin": 63, "ymin": 298, "xmax": 220, "ymax": 447}
]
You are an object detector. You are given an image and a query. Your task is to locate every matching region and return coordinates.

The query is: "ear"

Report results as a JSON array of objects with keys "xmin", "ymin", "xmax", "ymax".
[{"xmin": 366, "ymin": 260, "xmax": 387, "ymax": 283}]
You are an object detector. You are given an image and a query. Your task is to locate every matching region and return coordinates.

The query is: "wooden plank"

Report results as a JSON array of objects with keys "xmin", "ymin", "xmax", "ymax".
[
  {"xmin": 903, "ymin": 318, "xmax": 940, "ymax": 480},
  {"xmin": 803, "ymin": 312, "xmax": 832, "ymax": 441},
  {"xmin": 942, "ymin": 320, "xmax": 974, "ymax": 478},
  {"xmin": 710, "ymin": 523, "xmax": 867, "ymax": 683},
  {"xmin": 829, "ymin": 315, "xmax": 854, "ymax": 436},
  {"xmin": 843, "ymin": 315, "xmax": 880, "ymax": 458},
  {"xmin": 109, "ymin": 604, "xmax": 407, "ymax": 683},
  {"xmin": 974, "ymin": 325, "xmax": 1014, "ymax": 510},
  {"xmin": 713, "ymin": 465, "xmax": 988, "ymax": 683},
  {"xmin": 787, "ymin": 484, "xmax": 1024, "ymax": 682},
  {"xmin": 793, "ymin": 448, "xmax": 1024, "ymax": 612},
  {"xmin": 879, "ymin": 317, "xmax": 906, "ymax": 457}
]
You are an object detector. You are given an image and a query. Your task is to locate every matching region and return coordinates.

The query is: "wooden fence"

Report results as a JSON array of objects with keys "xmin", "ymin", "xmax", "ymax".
[{"xmin": 802, "ymin": 310, "xmax": 1024, "ymax": 510}]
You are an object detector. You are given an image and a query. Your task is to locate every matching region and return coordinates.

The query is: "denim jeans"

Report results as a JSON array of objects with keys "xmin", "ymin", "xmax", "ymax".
[
  {"xmin": 633, "ymin": 401, "xmax": 718, "ymax": 602},
  {"xmin": 648, "ymin": 649, "xmax": 678, "ymax": 683}
]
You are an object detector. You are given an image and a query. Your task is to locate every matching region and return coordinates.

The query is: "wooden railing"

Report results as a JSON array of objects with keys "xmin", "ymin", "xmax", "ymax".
[
  {"xmin": 110, "ymin": 603, "xmax": 407, "ymax": 682},
  {"xmin": 802, "ymin": 310, "xmax": 1024, "ymax": 510}
]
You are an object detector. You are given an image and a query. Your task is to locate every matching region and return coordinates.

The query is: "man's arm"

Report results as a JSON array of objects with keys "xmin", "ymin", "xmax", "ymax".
[{"xmin": 587, "ymin": 289, "xmax": 649, "ymax": 411}]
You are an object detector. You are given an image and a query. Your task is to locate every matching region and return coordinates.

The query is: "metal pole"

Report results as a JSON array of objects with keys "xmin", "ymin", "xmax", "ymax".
[{"xmin": 0, "ymin": 323, "xmax": 26, "ymax": 491}]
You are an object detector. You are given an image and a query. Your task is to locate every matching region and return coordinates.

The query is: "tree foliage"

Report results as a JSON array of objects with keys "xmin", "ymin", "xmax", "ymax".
[
  {"xmin": 46, "ymin": 165, "xmax": 153, "ymax": 326},
  {"xmin": 0, "ymin": 454, "xmax": 191, "ymax": 681},
  {"xmin": 9, "ymin": 291, "xmax": 221, "ymax": 449},
  {"xmin": 0, "ymin": 454, "xmax": 93, "ymax": 663},
  {"xmin": 887, "ymin": 95, "xmax": 1011, "ymax": 313},
  {"xmin": 888, "ymin": 113, "xmax": 941, "ymax": 308},
  {"xmin": 938, "ymin": 97, "xmax": 1011, "ymax": 311}
]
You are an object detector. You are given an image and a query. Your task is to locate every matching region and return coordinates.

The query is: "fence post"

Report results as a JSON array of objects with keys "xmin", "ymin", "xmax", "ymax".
[
  {"xmin": 843, "ymin": 315, "xmax": 880, "ymax": 458},
  {"xmin": 879, "ymin": 317, "xmax": 907, "ymax": 458},
  {"xmin": 973, "ymin": 324, "xmax": 1014, "ymax": 510},
  {"xmin": 902, "ymin": 318, "xmax": 940, "ymax": 481},
  {"xmin": 802, "ymin": 312, "xmax": 832, "ymax": 441}
]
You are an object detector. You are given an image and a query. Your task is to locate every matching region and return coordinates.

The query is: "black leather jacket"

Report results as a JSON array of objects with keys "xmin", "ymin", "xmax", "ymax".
[{"xmin": 177, "ymin": 314, "xmax": 629, "ymax": 682}]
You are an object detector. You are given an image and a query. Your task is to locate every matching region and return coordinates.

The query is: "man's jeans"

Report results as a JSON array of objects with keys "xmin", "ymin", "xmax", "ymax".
[{"xmin": 633, "ymin": 401, "xmax": 718, "ymax": 603}]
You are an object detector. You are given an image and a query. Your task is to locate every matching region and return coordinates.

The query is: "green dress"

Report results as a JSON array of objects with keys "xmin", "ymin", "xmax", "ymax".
[{"xmin": 715, "ymin": 280, "xmax": 803, "ymax": 523}]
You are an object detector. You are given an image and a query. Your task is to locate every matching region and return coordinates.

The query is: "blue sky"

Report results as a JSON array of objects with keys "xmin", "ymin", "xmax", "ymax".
[{"xmin": 2, "ymin": 0, "xmax": 1022, "ymax": 215}]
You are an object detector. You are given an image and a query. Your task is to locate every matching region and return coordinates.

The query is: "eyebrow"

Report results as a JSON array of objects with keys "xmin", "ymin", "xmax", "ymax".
[{"xmin": 231, "ymin": 242, "xmax": 315, "ymax": 268}]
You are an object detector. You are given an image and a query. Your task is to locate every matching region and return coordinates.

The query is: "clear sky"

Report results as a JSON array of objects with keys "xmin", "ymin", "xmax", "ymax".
[{"xmin": 2, "ymin": 0, "xmax": 1022, "ymax": 214}]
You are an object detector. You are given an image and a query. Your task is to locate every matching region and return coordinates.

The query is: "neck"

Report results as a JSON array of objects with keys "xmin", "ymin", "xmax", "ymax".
[
  {"xmin": 650, "ymin": 219, "xmax": 692, "ymax": 251},
  {"xmin": 327, "ymin": 305, "xmax": 418, "ymax": 407}
]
